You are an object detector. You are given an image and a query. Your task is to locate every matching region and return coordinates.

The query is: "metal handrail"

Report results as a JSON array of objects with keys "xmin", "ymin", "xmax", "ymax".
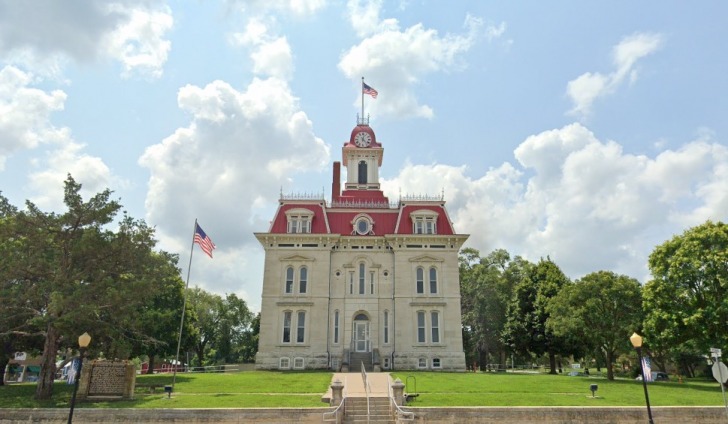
[
  {"xmin": 322, "ymin": 376, "xmax": 347, "ymax": 422},
  {"xmin": 388, "ymin": 378, "xmax": 414, "ymax": 422},
  {"xmin": 361, "ymin": 361, "xmax": 370, "ymax": 423}
]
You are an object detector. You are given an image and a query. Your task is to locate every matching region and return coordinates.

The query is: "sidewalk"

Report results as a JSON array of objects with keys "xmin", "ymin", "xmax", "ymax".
[{"xmin": 322, "ymin": 372, "xmax": 392, "ymax": 401}]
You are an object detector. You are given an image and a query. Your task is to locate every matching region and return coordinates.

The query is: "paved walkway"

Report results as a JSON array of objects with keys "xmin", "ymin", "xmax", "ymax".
[{"xmin": 322, "ymin": 372, "xmax": 392, "ymax": 401}]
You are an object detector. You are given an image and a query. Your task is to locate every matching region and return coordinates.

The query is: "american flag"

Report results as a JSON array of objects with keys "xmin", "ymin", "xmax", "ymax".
[
  {"xmin": 194, "ymin": 223, "xmax": 216, "ymax": 258},
  {"xmin": 362, "ymin": 82, "xmax": 378, "ymax": 99}
]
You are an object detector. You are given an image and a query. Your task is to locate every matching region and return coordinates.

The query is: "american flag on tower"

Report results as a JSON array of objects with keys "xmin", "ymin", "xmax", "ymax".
[
  {"xmin": 362, "ymin": 82, "xmax": 378, "ymax": 99},
  {"xmin": 194, "ymin": 222, "xmax": 216, "ymax": 258}
]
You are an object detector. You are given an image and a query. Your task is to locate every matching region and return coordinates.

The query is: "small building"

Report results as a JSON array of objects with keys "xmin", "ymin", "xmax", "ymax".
[
  {"xmin": 255, "ymin": 118, "xmax": 468, "ymax": 371},
  {"xmin": 3, "ymin": 353, "xmax": 41, "ymax": 383}
]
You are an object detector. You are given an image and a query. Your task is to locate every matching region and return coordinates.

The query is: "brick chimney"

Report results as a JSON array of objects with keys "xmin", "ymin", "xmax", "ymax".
[{"xmin": 332, "ymin": 161, "xmax": 341, "ymax": 203}]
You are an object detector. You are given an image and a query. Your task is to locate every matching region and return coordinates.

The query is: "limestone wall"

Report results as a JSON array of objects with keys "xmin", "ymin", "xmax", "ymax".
[{"xmin": 1, "ymin": 407, "xmax": 724, "ymax": 423}]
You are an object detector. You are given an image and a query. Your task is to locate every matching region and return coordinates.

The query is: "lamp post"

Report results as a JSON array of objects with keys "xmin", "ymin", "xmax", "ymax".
[
  {"xmin": 68, "ymin": 332, "xmax": 91, "ymax": 424},
  {"xmin": 630, "ymin": 332, "xmax": 654, "ymax": 424}
]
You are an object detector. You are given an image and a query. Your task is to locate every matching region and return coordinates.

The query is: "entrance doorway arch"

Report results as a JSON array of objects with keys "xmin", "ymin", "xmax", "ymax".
[{"xmin": 353, "ymin": 313, "xmax": 370, "ymax": 352}]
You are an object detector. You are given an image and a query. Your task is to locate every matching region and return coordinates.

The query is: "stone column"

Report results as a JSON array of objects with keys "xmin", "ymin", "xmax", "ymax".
[
  {"xmin": 76, "ymin": 358, "xmax": 92, "ymax": 400},
  {"xmin": 330, "ymin": 379, "xmax": 344, "ymax": 406},
  {"xmin": 391, "ymin": 378, "xmax": 405, "ymax": 406},
  {"xmin": 330, "ymin": 379, "xmax": 345, "ymax": 424}
]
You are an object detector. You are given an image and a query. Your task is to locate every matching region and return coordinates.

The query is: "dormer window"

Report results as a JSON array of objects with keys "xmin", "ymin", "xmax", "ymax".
[
  {"xmin": 411, "ymin": 209, "xmax": 438, "ymax": 234},
  {"xmin": 285, "ymin": 208, "xmax": 314, "ymax": 234},
  {"xmin": 352, "ymin": 213, "xmax": 374, "ymax": 236}
]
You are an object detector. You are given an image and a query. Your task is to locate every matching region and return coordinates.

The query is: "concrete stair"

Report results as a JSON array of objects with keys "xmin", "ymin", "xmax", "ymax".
[
  {"xmin": 344, "ymin": 397, "xmax": 394, "ymax": 424},
  {"xmin": 349, "ymin": 352, "xmax": 373, "ymax": 372}
]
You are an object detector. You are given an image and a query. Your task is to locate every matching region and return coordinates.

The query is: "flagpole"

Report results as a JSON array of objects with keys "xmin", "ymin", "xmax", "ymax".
[
  {"xmin": 361, "ymin": 76, "xmax": 364, "ymax": 123},
  {"xmin": 172, "ymin": 219, "xmax": 197, "ymax": 391}
]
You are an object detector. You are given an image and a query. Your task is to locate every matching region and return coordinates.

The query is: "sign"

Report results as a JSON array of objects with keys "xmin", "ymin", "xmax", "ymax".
[
  {"xmin": 712, "ymin": 361, "xmax": 728, "ymax": 384},
  {"xmin": 13, "ymin": 352, "xmax": 26, "ymax": 361},
  {"xmin": 711, "ymin": 347, "xmax": 722, "ymax": 358}
]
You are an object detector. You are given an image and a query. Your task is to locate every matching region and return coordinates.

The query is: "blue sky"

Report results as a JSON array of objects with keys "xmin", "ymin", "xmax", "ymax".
[{"xmin": 1, "ymin": 1, "xmax": 726, "ymax": 312}]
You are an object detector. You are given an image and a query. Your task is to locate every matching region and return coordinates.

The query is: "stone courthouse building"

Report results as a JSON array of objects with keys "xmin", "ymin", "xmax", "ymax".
[{"xmin": 255, "ymin": 117, "xmax": 468, "ymax": 371}]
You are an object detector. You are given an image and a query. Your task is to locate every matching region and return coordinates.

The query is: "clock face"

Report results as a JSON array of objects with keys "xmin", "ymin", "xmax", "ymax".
[{"xmin": 354, "ymin": 132, "xmax": 372, "ymax": 147}]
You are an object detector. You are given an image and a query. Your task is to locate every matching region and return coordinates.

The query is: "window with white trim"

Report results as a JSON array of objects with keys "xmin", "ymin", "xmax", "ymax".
[
  {"xmin": 431, "ymin": 311, "xmax": 440, "ymax": 343},
  {"xmin": 383, "ymin": 310, "xmax": 389, "ymax": 344},
  {"xmin": 417, "ymin": 311, "xmax": 426, "ymax": 343},
  {"xmin": 416, "ymin": 267, "xmax": 424, "ymax": 294},
  {"xmin": 293, "ymin": 357, "xmax": 305, "ymax": 369},
  {"xmin": 411, "ymin": 210, "xmax": 438, "ymax": 234},
  {"xmin": 358, "ymin": 263, "xmax": 366, "ymax": 294},
  {"xmin": 279, "ymin": 357, "xmax": 290, "ymax": 369},
  {"xmin": 299, "ymin": 267, "xmax": 307, "ymax": 294},
  {"xmin": 282, "ymin": 311, "xmax": 292, "ymax": 343},
  {"xmin": 416, "ymin": 266, "xmax": 439, "ymax": 295},
  {"xmin": 285, "ymin": 267, "xmax": 294, "ymax": 294},
  {"xmin": 418, "ymin": 357, "xmax": 427, "ymax": 369},
  {"xmin": 432, "ymin": 358, "xmax": 441, "ymax": 368},
  {"xmin": 285, "ymin": 208, "xmax": 314, "ymax": 234},
  {"xmin": 334, "ymin": 310, "xmax": 340, "ymax": 344},
  {"xmin": 296, "ymin": 311, "xmax": 306, "ymax": 343},
  {"xmin": 429, "ymin": 267, "xmax": 438, "ymax": 294}
]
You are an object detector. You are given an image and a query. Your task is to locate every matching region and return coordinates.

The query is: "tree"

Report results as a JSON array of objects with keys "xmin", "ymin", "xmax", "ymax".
[
  {"xmin": 237, "ymin": 312, "xmax": 260, "ymax": 363},
  {"xmin": 187, "ymin": 288, "xmax": 252, "ymax": 367},
  {"xmin": 214, "ymin": 293, "xmax": 253, "ymax": 364},
  {"xmin": 642, "ymin": 220, "xmax": 728, "ymax": 376},
  {"xmin": 547, "ymin": 271, "xmax": 643, "ymax": 380},
  {"xmin": 0, "ymin": 176, "xmax": 165, "ymax": 399},
  {"xmin": 503, "ymin": 257, "xmax": 571, "ymax": 374},
  {"xmin": 460, "ymin": 248, "xmax": 525, "ymax": 370},
  {"xmin": 129, "ymin": 252, "xmax": 198, "ymax": 374}
]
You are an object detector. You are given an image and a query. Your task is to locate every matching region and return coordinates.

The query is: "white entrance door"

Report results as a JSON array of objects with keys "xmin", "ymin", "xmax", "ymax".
[{"xmin": 354, "ymin": 321, "xmax": 369, "ymax": 352}]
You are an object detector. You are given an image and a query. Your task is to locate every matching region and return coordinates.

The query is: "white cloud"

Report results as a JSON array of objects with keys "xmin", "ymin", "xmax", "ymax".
[
  {"xmin": 0, "ymin": 1, "xmax": 173, "ymax": 78},
  {"xmin": 0, "ymin": 66, "xmax": 120, "ymax": 211},
  {"xmin": 225, "ymin": 0, "xmax": 326, "ymax": 17},
  {"xmin": 382, "ymin": 123, "xmax": 728, "ymax": 282},
  {"xmin": 0, "ymin": 66, "xmax": 66, "ymax": 170},
  {"xmin": 139, "ymin": 76, "xmax": 329, "ymax": 309},
  {"xmin": 339, "ymin": 3, "xmax": 492, "ymax": 119},
  {"xmin": 27, "ymin": 138, "xmax": 116, "ymax": 211},
  {"xmin": 230, "ymin": 18, "xmax": 294, "ymax": 80},
  {"xmin": 104, "ymin": 3, "xmax": 173, "ymax": 79},
  {"xmin": 567, "ymin": 32, "xmax": 663, "ymax": 118}
]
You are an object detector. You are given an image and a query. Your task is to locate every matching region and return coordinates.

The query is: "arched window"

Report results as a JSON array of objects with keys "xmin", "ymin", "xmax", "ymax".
[
  {"xmin": 296, "ymin": 311, "xmax": 306, "ymax": 343},
  {"xmin": 383, "ymin": 310, "xmax": 389, "ymax": 344},
  {"xmin": 429, "ymin": 267, "xmax": 438, "ymax": 294},
  {"xmin": 299, "ymin": 267, "xmax": 308, "ymax": 294},
  {"xmin": 358, "ymin": 160, "xmax": 367, "ymax": 184},
  {"xmin": 431, "ymin": 311, "xmax": 440, "ymax": 343},
  {"xmin": 416, "ymin": 267, "xmax": 424, "ymax": 294},
  {"xmin": 285, "ymin": 267, "xmax": 294, "ymax": 294},
  {"xmin": 417, "ymin": 311, "xmax": 426, "ymax": 343},
  {"xmin": 333, "ymin": 310, "xmax": 340, "ymax": 344},
  {"xmin": 359, "ymin": 263, "xmax": 366, "ymax": 294},
  {"xmin": 282, "ymin": 311, "xmax": 292, "ymax": 343}
]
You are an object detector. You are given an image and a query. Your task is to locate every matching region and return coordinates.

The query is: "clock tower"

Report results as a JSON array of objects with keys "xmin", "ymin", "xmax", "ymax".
[{"xmin": 342, "ymin": 118, "xmax": 385, "ymax": 197}]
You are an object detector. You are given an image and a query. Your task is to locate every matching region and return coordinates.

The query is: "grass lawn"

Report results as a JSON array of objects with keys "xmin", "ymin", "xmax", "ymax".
[
  {"xmin": 391, "ymin": 371, "xmax": 725, "ymax": 407},
  {"xmin": 0, "ymin": 370, "xmax": 723, "ymax": 409}
]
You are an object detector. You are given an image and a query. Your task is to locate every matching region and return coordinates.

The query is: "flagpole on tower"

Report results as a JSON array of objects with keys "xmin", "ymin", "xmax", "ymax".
[{"xmin": 361, "ymin": 76, "xmax": 365, "ymax": 123}]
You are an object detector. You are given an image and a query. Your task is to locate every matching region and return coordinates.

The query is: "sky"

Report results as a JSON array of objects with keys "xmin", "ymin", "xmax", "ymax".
[{"xmin": 1, "ymin": 1, "xmax": 727, "ymax": 312}]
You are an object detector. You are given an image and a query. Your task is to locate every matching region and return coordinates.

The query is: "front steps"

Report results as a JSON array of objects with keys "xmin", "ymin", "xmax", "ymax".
[{"xmin": 344, "ymin": 396, "xmax": 394, "ymax": 424}]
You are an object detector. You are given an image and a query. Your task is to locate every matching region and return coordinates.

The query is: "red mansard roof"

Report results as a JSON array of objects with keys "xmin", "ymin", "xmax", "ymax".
[{"xmin": 268, "ymin": 201, "xmax": 456, "ymax": 236}]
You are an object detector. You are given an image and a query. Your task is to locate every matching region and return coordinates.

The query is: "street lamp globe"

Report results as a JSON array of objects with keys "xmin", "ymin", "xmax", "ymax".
[
  {"xmin": 78, "ymin": 332, "xmax": 91, "ymax": 349},
  {"xmin": 630, "ymin": 332, "xmax": 643, "ymax": 349}
]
